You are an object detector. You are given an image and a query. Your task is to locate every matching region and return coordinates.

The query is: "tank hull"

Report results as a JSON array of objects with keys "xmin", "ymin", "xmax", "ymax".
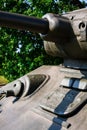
[{"xmin": 1, "ymin": 65, "xmax": 87, "ymax": 130}]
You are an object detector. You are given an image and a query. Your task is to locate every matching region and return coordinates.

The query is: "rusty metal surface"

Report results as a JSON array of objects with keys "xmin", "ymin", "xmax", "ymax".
[{"xmin": 1, "ymin": 65, "xmax": 87, "ymax": 130}]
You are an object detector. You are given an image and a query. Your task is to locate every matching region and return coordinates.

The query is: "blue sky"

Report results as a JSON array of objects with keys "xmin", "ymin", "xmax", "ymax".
[{"xmin": 80, "ymin": 0, "xmax": 87, "ymax": 2}]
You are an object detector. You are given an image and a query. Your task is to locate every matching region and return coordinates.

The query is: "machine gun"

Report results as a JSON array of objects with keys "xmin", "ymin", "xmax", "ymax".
[{"xmin": 1, "ymin": 8, "xmax": 87, "ymax": 130}]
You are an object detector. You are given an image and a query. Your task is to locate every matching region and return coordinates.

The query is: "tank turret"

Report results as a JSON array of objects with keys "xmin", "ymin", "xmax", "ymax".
[{"xmin": 0, "ymin": 9, "xmax": 87, "ymax": 60}]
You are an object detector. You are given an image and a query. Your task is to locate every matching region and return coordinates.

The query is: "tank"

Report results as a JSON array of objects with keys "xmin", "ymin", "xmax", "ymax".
[{"xmin": 1, "ymin": 8, "xmax": 87, "ymax": 130}]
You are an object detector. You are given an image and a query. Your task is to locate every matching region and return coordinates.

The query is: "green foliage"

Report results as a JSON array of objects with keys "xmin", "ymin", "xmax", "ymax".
[{"xmin": 0, "ymin": 0, "xmax": 85, "ymax": 81}]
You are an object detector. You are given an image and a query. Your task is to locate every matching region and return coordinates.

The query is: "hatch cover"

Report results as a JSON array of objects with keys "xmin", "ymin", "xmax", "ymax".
[{"xmin": 40, "ymin": 88, "xmax": 87, "ymax": 117}]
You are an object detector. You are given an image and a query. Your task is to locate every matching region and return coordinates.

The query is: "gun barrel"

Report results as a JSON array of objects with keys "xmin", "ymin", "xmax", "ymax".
[{"xmin": 0, "ymin": 11, "xmax": 49, "ymax": 34}]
